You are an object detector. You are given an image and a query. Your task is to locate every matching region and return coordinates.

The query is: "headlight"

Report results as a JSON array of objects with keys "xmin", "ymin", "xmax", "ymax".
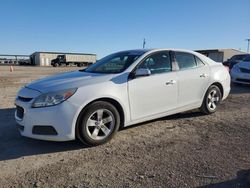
[
  {"xmin": 32, "ymin": 88, "xmax": 77, "ymax": 108},
  {"xmin": 232, "ymin": 65, "xmax": 240, "ymax": 73}
]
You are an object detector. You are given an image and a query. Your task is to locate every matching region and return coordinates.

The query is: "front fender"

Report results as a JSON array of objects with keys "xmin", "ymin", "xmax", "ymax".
[{"xmin": 68, "ymin": 82, "xmax": 130, "ymax": 139}]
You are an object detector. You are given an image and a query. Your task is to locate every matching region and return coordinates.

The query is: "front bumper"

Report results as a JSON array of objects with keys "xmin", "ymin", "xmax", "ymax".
[
  {"xmin": 231, "ymin": 71, "xmax": 250, "ymax": 85},
  {"xmin": 15, "ymin": 88, "xmax": 79, "ymax": 141}
]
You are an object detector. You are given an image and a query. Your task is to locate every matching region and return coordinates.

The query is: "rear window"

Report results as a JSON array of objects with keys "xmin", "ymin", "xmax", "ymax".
[{"xmin": 175, "ymin": 52, "xmax": 205, "ymax": 70}]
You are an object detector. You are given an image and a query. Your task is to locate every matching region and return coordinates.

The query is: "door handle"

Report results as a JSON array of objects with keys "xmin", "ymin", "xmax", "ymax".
[
  {"xmin": 166, "ymin": 80, "xmax": 176, "ymax": 85},
  {"xmin": 200, "ymin": 73, "xmax": 208, "ymax": 78}
]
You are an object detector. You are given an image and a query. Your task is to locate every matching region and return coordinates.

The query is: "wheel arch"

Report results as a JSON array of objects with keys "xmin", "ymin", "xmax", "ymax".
[
  {"xmin": 75, "ymin": 97, "xmax": 125, "ymax": 140},
  {"xmin": 200, "ymin": 81, "xmax": 224, "ymax": 108},
  {"xmin": 211, "ymin": 82, "xmax": 224, "ymax": 98}
]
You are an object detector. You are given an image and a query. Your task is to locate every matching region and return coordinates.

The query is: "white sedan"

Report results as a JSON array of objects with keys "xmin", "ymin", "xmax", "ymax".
[
  {"xmin": 231, "ymin": 55, "xmax": 250, "ymax": 85},
  {"xmin": 15, "ymin": 49, "xmax": 231, "ymax": 146}
]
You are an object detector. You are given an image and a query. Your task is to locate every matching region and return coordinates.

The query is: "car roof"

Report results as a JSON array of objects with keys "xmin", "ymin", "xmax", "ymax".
[{"xmin": 116, "ymin": 48, "xmax": 217, "ymax": 65}]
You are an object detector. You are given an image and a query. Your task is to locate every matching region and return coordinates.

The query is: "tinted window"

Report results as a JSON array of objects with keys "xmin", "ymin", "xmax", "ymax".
[
  {"xmin": 175, "ymin": 52, "xmax": 196, "ymax": 70},
  {"xmin": 243, "ymin": 55, "xmax": 250, "ymax": 62},
  {"xmin": 231, "ymin": 55, "xmax": 248, "ymax": 61},
  {"xmin": 138, "ymin": 52, "xmax": 171, "ymax": 74}
]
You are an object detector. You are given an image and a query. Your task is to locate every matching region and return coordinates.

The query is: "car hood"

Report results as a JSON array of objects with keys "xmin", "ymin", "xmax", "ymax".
[
  {"xmin": 26, "ymin": 70, "xmax": 115, "ymax": 93},
  {"xmin": 237, "ymin": 61, "xmax": 250, "ymax": 69}
]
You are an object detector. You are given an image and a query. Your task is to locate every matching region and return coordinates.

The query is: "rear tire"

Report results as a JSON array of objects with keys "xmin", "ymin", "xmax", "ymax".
[
  {"xmin": 77, "ymin": 101, "xmax": 120, "ymax": 146},
  {"xmin": 200, "ymin": 85, "xmax": 222, "ymax": 115}
]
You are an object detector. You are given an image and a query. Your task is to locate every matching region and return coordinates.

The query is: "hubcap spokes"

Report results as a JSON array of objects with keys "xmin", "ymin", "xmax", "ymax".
[
  {"xmin": 86, "ymin": 109, "xmax": 114, "ymax": 140},
  {"xmin": 207, "ymin": 90, "xmax": 220, "ymax": 110}
]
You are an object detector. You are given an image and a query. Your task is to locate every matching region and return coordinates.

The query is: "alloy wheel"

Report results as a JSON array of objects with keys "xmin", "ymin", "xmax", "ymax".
[
  {"xmin": 86, "ymin": 109, "xmax": 115, "ymax": 141},
  {"xmin": 207, "ymin": 89, "xmax": 220, "ymax": 111}
]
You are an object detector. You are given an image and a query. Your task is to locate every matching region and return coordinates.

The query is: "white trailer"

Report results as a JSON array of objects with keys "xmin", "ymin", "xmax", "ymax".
[{"xmin": 51, "ymin": 54, "xmax": 96, "ymax": 67}]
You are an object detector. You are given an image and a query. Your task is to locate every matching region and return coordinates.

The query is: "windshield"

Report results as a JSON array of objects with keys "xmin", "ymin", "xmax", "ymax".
[
  {"xmin": 84, "ymin": 51, "xmax": 146, "ymax": 74},
  {"xmin": 243, "ymin": 55, "xmax": 250, "ymax": 62},
  {"xmin": 58, "ymin": 55, "xmax": 64, "ymax": 59},
  {"xmin": 230, "ymin": 55, "xmax": 248, "ymax": 61}
]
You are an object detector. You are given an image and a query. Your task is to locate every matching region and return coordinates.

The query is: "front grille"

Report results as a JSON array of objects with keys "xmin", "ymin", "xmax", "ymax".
[
  {"xmin": 240, "ymin": 68, "xmax": 250, "ymax": 74},
  {"xmin": 32, "ymin": 126, "xmax": 58, "ymax": 135},
  {"xmin": 18, "ymin": 96, "xmax": 33, "ymax": 102},
  {"xmin": 236, "ymin": 78, "xmax": 250, "ymax": 83},
  {"xmin": 16, "ymin": 106, "xmax": 24, "ymax": 119}
]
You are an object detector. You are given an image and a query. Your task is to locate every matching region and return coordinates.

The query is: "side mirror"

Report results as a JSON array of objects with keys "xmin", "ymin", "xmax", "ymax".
[{"xmin": 134, "ymin": 68, "xmax": 151, "ymax": 77}]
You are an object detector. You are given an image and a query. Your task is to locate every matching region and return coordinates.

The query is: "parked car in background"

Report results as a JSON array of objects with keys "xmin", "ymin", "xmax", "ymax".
[
  {"xmin": 19, "ymin": 59, "xmax": 32, "ymax": 66},
  {"xmin": 0, "ymin": 58, "xmax": 6, "ymax": 64},
  {"xmin": 223, "ymin": 54, "xmax": 249, "ymax": 70},
  {"xmin": 15, "ymin": 49, "xmax": 230, "ymax": 146},
  {"xmin": 231, "ymin": 55, "xmax": 250, "ymax": 85}
]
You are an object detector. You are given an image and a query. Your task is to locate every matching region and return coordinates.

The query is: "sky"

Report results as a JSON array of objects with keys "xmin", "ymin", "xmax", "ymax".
[{"xmin": 0, "ymin": 0, "xmax": 249, "ymax": 58}]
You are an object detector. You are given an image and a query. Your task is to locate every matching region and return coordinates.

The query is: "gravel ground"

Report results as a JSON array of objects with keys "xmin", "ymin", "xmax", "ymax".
[{"xmin": 0, "ymin": 65, "xmax": 250, "ymax": 188}]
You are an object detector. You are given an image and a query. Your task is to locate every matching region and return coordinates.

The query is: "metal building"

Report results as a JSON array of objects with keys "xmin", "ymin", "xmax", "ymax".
[
  {"xmin": 195, "ymin": 49, "xmax": 247, "ymax": 62},
  {"xmin": 30, "ymin": 51, "xmax": 96, "ymax": 66}
]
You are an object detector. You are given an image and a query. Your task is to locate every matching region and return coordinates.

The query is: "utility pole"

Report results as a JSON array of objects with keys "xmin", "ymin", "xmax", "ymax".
[
  {"xmin": 143, "ymin": 38, "xmax": 146, "ymax": 49},
  {"xmin": 246, "ymin": 39, "xmax": 250, "ymax": 53}
]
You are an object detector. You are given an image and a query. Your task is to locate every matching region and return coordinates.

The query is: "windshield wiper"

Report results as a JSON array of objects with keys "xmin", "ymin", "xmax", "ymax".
[{"xmin": 79, "ymin": 68, "xmax": 87, "ymax": 72}]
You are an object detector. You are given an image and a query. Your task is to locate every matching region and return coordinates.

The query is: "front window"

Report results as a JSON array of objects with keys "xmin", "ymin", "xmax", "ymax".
[
  {"xmin": 85, "ymin": 51, "xmax": 146, "ymax": 74},
  {"xmin": 58, "ymin": 55, "xmax": 64, "ymax": 59},
  {"xmin": 137, "ymin": 52, "xmax": 172, "ymax": 74}
]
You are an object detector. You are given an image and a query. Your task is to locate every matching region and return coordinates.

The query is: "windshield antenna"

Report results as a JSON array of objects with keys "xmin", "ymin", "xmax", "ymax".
[
  {"xmin": 246, "ymin": 39, "xmax": 250, "ymax": 53},
  {"xmin": 143, "ymin": 38, "xmax": 146, "ymax": 49}
]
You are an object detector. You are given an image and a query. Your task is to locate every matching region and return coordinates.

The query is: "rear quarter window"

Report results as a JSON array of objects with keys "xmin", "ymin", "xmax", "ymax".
[
  {"xmin": 175, "ymin": 52, "xmax": 196, "ymax": 70},
  {"xmin": 195, "ymin": 56, "xmax": 205, "ymax": 67}
]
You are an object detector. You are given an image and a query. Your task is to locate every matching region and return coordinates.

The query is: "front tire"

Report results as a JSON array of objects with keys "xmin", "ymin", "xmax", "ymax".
[
  {"xmin": 77, "ymin": 101, "xmax": 120, "ymax": 146},
  {"xmin": 200, "ymin": 85, "xmax": 222, "ymax": 114}
]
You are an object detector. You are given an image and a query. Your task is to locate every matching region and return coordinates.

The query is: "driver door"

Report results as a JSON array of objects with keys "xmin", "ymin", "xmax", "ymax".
[{"xmin": 128, "ymin": 51, "xmax": 178, "ymax": 121}]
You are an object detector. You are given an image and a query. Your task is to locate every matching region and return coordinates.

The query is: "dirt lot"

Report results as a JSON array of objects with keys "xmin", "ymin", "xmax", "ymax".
[{"xmin": 0, "ymin": 65, "xmax": 250, "ymax": 188}]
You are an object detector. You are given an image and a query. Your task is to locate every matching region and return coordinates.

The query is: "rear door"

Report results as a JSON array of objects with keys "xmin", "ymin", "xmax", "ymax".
[{"xmin": 174, "ymin": 51, "xmax": 210, "ymax": 107}]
